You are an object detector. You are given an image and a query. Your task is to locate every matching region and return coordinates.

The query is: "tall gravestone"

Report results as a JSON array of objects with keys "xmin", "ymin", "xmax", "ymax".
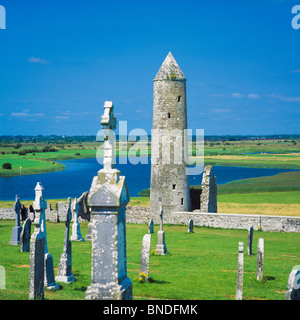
[
  {"xmin": 20, "ymin": 218, "xmax": 31, "ymax": 252},
  {"xmin": 200, "ymin": 165, "xmax": 217, "ymax": 213},
  {"xmin": 29, "ymin": 196, "xmax": 45, "ymax": 300},
  {"xmin": 257, "ymin": 238, "xmax": 264, "ymax": 281},
  {"xmin": 148, "ymin": 219, "xmax": 154, "ymax": 234},
  {"xmin": 139, "ymin": 234, "xmax": 151, "ymax": 282},
  {"xmin": 34, "ymin": 182, "xmax": 60, "ymax": 290},
  {"xmin": 56, "ymin": 198, "xmax": 76, "ymax": 283},
  {"xmin": 156, "ymin": 199, "xmax": 167, "ymax": 255},
  {"xmin": 71, "ymin": 197, "xmax": 85, "ymax": 241},
  {"xmin": 85, "ymin": 101, "xmax": 132, "ymax": 300},
  {"xmin": 247, "ymin": 225, "xmax": 254, "ymax": 255},
  {"xmin": 9, "ymin": 195, "xmax": 22, "ymax": 245},
  {"xmin": 188, "ymin": 218, "xmax": 194, "ymax": 233},
  {"xmin": 236, "ymin": 242, "xmax": 244, "ymax": 300}
]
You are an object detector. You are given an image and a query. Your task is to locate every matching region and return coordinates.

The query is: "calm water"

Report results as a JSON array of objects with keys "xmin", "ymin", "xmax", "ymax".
[{"xmin": 0, "ymin": 157, "xmax": 297, "ymax": 200}]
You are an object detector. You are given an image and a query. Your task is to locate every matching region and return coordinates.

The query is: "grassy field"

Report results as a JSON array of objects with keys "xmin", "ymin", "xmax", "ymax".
[{"xmin": 0, "ymin": 220, "xmax": 299, "ymax": 300}]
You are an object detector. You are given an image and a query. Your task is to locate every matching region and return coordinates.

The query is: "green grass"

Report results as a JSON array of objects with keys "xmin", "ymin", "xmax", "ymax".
[
  {"xmin": 0, "ymin": 221, "xmax": 299, "ymax": 300},
  {"xmin": 218, "ymin": 171, "xmax": 300, "ymax": 194}
]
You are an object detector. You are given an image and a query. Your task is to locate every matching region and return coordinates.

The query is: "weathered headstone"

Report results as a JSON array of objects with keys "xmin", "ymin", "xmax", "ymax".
[
  {"xmin": 85, "ymin": 101, "xmax": 132, "ymax": 300},
  {"xmin": 74, "ymin": 191, "xmax": 89, "ymax": 221},
  {"xmin": 200, "ymin": 165, "xmax": 217, "ymax": 213},
  {"xmin": 29, "ymin": 197, "xmax": 45, "ymax": 300},
  {"xmin": 148, "ymin": 218, "xmax": 154, "ymax": 234},
  {"xmin": 57, "ymin": 201, "xmax": 68, "ymax": 222},
  {"xmin": 236, "ymin": 242, "xmax": 244, "ymax": 300},
  {"xmin": 9, "ymin": 195, "xmax": 23, "ymax": 245},
  {"xmin": 156, "ymin": 199, "xmax": 167, "ymax": 255},
  {"xmin": 188, "ymin": 218, "xmax": 194, "ymax": 233},
  {"xmin": 285, "ymin": 266, "xmax": 300, "ymax": 300},
  {"xmin": 257, "ymin": 238, "xmax": 264, "ymax": 280},
  {"xmin": 247, "ymin": 225, "xmax": 254, "ymax": 255},
  {"xmin": 85, "ymin": 221, "xmax": 93, "ymax": 241},
  {"xmin": 71, "ymin": 197, "xmax": 84, "ymax": 241},
  {"xmin": 33, "ymin": 182, "xmax": 60, "ymax": 290},
  {"xmin": 139, "ymin": 234, "xmax": 151, "ymax": 282},
  {"xmin": 20, "ymin": 218, "xmax": 31, "ymax": 252},
  {"xmin": 56, "ymin": 197, "xmax": 76, "ymax": 283}
]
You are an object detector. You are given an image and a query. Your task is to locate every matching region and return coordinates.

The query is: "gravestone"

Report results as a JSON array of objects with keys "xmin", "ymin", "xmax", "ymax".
[
  {"xmin": 9, "ymin": 195, "xmax": 23, "ymax": 245},
  {"xmin": 20, "ymin": 218, "xmax": 31, "ymax": 252},
  {"xmin": 285, "ymin": 266, "xmax": 300, "ymax": 300},
  {"xmin": 148, "ymin": 218, "xmax": 154, "ymax": 234},
  {"xmin": 139, "ymin": 234, "xmax": 151, "ymax": 281},
  {"xmin": 247, "ymin": 225, "xmax": 254, "ymax": 255},
  {"xmin": 33, "ymin": 182, "xmax": 60, "ymax": 290},
  {"xmin": 236, "ymin": 242, "xmax": 244, "ymax": 300},
  {"xmin": 188, "ymin": 218, "xmax": 194, "ymax": 233},
  {"xmin": 200, "ymin": 166, "xmax": 217, "ymax": 213},
  {"xmin": 57, "ymin": 201, "xmax": 68, "ymax": 222},
  {"xmin": 85, "ymin": 221, "xmax": 93, "ymax": 241},
  {"xmin": 29, "ymin": 197, "xmax": 45, "ymax": 300},
  {"xmin": 71, "ymin": 197, "xmax": 84, "ymax": 241},
  {"xmin": 74, "ymin": 191, "xmax": 90, "ymax": 221},
  {"xmin": 85, "ymin": 101, "xmax": 132, "ymax": 300},
  {"xmin": 155, "ymin": 199, "xmax": 167, "ymax": 255},
  {"xmin": 257, "ymin": 238, "xmax": 264, "ymax": 280},
  {"xmin": 55, "ymin": 198, "xmax": 76, "ymax": 283}
]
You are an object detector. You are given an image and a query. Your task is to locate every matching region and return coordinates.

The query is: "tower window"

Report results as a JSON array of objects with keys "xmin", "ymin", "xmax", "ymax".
[
  {"xmin": 167, "ymin": 112, "xmax": 171, "ymax": 118},
  {"xmin": 178, "ymin": 96, "xmax": 182, "ymax": 102},
  {"xmin": 181, "ymin": 198, "xmax": 184, "ymax": 205},
  {"xmin": 172, "ymin": 184, "xmax": 176, "ymax": 190}
]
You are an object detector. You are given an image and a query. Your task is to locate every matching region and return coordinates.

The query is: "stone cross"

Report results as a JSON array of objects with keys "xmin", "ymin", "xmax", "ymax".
[
  {"xmin": 188, "ymin": 218, "xmax": 194, "ymax": 233},
  {"xmin": 56, "ymin": 197, "xmax": 76, "ymax": 284},
  {"xmin": 71, "ymin": 197, "xmax": 84, "ymax": 241},
  {"xmin": 236, "ymin": 242, "xmax": 244, "ymax": 300},
  {"xmin": 247, "ymin": 225, "xmax": 254, "ymax": 255},
  {"xmin": 20, "ymin": 218, "xmax": 31, "ymax": 252},
  {"xmin": 285, "ymin": 266, "xmax": 300, "ymax": 300},
  {"xmin": 139, "ymin": 234, "xmax": 151, "ymax": 282},
  {"xmin": 155, "ymin": 198, "xmax": 167, "ymax": 255},
  {"xmin": 29, "ymin": 196, "xmax": 45, "ymax": 300},
  {"xmin": 257, "ymin": 238, "xmax": 264, "ymax": 280},
  {"xmin": 9, "ymin": 195, "xmax": 23, "ymax": 245},
  {"xmin": 85, "ymin": 101, "xmax": 132, "ymax": 300},
  {"xmin": 200, "ymin": 166, "xmax": 217, "ymax": 213},
  {"xmin": 33, "ymin": 182, "xmax": 60, "ymax": 290}
]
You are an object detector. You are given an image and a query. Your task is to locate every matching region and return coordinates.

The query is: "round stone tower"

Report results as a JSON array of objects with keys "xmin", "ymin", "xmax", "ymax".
[{"xmin": 150, "ymin": 52, "xmax": 191, "ymax": 221}]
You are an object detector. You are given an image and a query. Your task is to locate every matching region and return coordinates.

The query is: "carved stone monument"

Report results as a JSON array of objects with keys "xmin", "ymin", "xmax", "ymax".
[
  {"xmin": 257, "ymin": 238, "xmax": 264, "ymax": 281},
  {"xmin": 155, "ymin": 198, "xmax": 167, "ymax": 255},
  {"xmin": 29, "ymin": 196, "xmax": 45, "ymax": 300},
  {"xmin": 85, "ymin": 101, "xmax": 132, "ymax": 300},
  {"xmin": 285, "ymin": 266, "xmax": 300, "ymax": 300},
  {"xmin": 9, "ymin": 195, "xmax": 22, "ymax": 245},
  {"xmin": 200, "ymin": 165, "xmax": 217, "ymax": 213},
  {"xmin": 20, "ymin": 218, "xmax": 31, "ymax": 252},
  {"xmin": 236, "ymin": 242, "xmax": 244, "ymax": 300},
  {"xmin": 188, "ymin": 218, "xmax": 194, "ymax": 233},
  {"xmin": 56, "ymin": 197, "xmax": 76, "ymax": 284},
  {"xmin": 71, "ymin": 197, "xmax": 84, "ymax": 241},
  {"xmin": 139, "ymin": 234, "xmax": 151, "ymax": 282},
  {"xmin": 148, "ymin": 218, "xmax": 154, "ymax": 234},
  {"xmin": 247, "ymin": 225, "xmax": 254, "ymax": 255},
  {"xmin": 33, "ymin": 182, "xmax": 60, "ymax": 290}
]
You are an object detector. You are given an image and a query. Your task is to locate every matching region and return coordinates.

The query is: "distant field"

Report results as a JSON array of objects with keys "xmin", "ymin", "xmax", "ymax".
[{"xmin": 0, "ymin": 138, "xmax": 299, "ymax": 176}]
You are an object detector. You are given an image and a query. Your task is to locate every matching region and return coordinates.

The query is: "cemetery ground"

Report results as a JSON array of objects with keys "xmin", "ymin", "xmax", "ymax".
[{"xmin": 0, "ymin": 220, "xmax": 300, "ymax": 300}]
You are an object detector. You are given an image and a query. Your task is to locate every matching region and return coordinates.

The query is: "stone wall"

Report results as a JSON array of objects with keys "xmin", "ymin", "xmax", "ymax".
[{"xmin": 2, "ymin": 206, "xmax": 300, "ymax": 233}]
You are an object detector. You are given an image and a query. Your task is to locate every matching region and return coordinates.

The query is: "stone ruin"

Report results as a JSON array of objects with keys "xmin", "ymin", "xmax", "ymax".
[{"xmin": 199, "ymin": 165, "xmax": 217, "ymax": 213}]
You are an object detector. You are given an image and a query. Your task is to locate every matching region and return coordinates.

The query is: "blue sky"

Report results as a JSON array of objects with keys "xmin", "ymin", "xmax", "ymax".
[{"xmin": 0, "ymin": 0, "xmax": 300, "ymax": 136}]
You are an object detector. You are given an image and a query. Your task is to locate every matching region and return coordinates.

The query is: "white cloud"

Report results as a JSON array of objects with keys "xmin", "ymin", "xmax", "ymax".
[
  {"xmin": 11, "ymin": 112, "xmax": 45, "ymax": 117},
  {"xmin": 55, "ymin": 116, "xmax": 69, "ymax": 120},
  {"xmin": 247, "ymin": 93, "xmax": 259, "ymax": 99},
  {"xmin": 232, "ymin": 92, "xmax": 244, "ymax": 98},
  {"xmin": 28, "ymin": 57, "xmax": 50, "ymax": 64},
  {"xmin": 212, "ymin": 108, "xmax": 232, "ymax": 113}
]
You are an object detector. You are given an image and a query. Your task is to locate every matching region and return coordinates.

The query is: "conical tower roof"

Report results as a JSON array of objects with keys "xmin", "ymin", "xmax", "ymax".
[{"xmin": 154, "ymin": 52, "xmax": 186, "ymax": 81}]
